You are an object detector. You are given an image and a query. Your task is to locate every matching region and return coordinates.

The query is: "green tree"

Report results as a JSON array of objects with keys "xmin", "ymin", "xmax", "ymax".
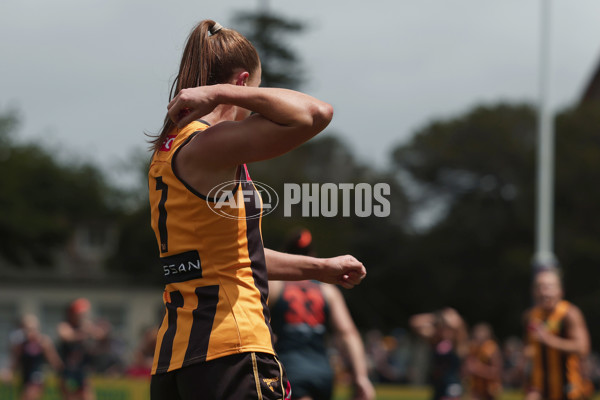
[
  {"xmin": 0, "ymin": 110, "xmax": 120, "ymax": 267},
  {"xmin": 387, "ymin": 104, "xmax": 537, "ymax": 337},
  {"xmin": 106, "ymin": 150, "xmax": 160, "ymax": 284},
  {"xmin": 390, "ymin": 102, "xmax": 600, "ymax": 346},
  {"xmin": 553, "ymin": 102, "xmax": 600, "ymax": 345}
]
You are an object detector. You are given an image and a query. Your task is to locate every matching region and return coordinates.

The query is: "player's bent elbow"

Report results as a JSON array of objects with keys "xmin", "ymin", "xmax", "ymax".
[
  {"xmin": 313, "ymin": 102, "xmax": 334, "ymax": 131},
  {"xmin": 297, "ymin": 102, "xmax": 333, "ymax": 132},
  {"xmin": 578, "ymin": 342, "xmax": 591, "ymax": 357},
  {"xmin": 288, "ymin": 102, "xmax": 333, "ymax": 136}
]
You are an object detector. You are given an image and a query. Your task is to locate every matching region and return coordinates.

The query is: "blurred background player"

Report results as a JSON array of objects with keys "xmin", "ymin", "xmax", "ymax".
[
  {"xmin": 501, "ymin": 336, "xmax": 527, "ymax": 390},
  {"xmin": 88, "ymin": 318, "xmax": 125, "ymax": 377},
  {"xmin": 6, "ymin": 314, "xmax": 63, "ymax": 400},
  {"xmin": 125, "ymin": 326, "xmax": 158, "ymax": 379},
  {"xmin": 269, "ymin": 229, "xmax": 375, "ymax": 400},
  {"xmin": 463, "ymin": 322, "xmax": 502, "ymax": 400},
  {"xmin": 524, "ymin": 267, "xmax": 594, "ymax": 400},
  {"xmin": 410, "ymin": 307, "xmax": 469, "ymax": 400},
  {"xmin": 57, "ymin": 298, "xmax": 100, "ymax": 400}
]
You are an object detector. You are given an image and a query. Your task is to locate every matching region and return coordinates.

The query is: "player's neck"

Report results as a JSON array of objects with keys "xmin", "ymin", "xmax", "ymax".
[{"xmin": 201, "ymin": 104, "xmax": 238, "ymax": 125}]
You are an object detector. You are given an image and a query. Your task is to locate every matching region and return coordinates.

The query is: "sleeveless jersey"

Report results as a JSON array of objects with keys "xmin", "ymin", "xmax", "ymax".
[
  {"xmin": 467, "ymin": 339, "xmax": 502, "ymax": 400},
  {"xmin": 430, "ymin": 339, "xmax": 463, "ymax": 400},
  {"xmin": 270, "ymin": 280, "xmax": 332, "ymax": 385},
  {"xmin": 528, "ymin": 300, "xmax": 593, "ymax": 400},
  {"xmin": 148, "ymin": 120, "xmax": 274, "ymax": 375},
  {"xmin": 270, "ymin": 281, "xmax": 330, "ymax": 357},
  {"xmin": 20, "ymin": 339, "xmax": 46, "ymax": 384}
]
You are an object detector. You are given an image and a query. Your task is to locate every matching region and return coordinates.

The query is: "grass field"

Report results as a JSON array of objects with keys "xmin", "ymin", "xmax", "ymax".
[
  {"xmin": 0, "ymin": 380, "xmax": 597, "ymax": 400},
  {"xmin": 0, "ymin": 380, "xmax": 540, "ymax": 400},
  {"xmin": 335, "ymin": 385, "xmax": 524, "ymax": 400},
  {"xmin": 336, "ymin": 385, "xmax": 599, "ymax": 400},
  {"xmin": 335, "ymin": 385, "xmax": 432, "ymax": 400}
]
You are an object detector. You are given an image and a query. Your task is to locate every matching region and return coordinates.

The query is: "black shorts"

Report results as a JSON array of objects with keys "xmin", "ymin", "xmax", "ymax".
[{"xmin": 150, "ymin": 352, "xmax": 291, "ymax": 400}]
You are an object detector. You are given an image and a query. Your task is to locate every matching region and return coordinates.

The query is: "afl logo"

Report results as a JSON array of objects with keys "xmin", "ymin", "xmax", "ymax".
[{"xmin": 206, "ymin": 180, "xmax": 279, "ymax": 220}]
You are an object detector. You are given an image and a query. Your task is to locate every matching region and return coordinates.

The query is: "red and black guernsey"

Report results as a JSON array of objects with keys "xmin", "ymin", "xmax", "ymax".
[
  {"xmin": 269, "ymin": 281, "xmax": 333, "ymax": 382},
  {"xmin": 148, "ymin": 120, "xmax": 275, "ymax": 375}
]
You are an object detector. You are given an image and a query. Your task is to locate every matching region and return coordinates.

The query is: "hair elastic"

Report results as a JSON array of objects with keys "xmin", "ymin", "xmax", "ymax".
[{"xmin": 210, "ymin": 22, "xmax": 223, "ymax": 35}]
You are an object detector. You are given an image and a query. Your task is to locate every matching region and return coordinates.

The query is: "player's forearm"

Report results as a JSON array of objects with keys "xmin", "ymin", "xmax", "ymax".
[
  {"xmin": 544, "ymin": 335, "xmax": 589, "ymax": 356},
  {"xmin": 265, "ymin": 249, "xmax": 366, "ymax": 289},
  {"xmin": 45, "ymin": 348, "xmax": 64, "ymax": 371},
  {"xmin": 338, "ymin": 330, "xmax": 371, "ymax": 383},
  {"xmin": 264, "ymin": 248, "xmax": 325, "ymax": 281},
  {"xmin": 215, "ymin": 84, "xmax": 333, "ymax": 132}
]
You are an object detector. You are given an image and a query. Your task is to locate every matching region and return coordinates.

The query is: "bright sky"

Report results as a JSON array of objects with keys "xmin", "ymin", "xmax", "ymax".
[{"xmin": 1, "ymin": 0, "xmax": 599, "ymax": 181}]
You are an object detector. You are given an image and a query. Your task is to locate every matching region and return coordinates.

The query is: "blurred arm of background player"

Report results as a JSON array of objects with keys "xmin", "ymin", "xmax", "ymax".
[
  {"xmin": 264, "ymin": 248, "xmax": 366, "ymax": 289},
  {"xmin": 322, "ymin": 284, "xmax": 376, "ymax": 400},
  {"xmin": 528, "ymin": 306, "xmax": 590, "ymax": 356},
  {"xmin": 442, "ymin": 307, "xmax": 470, "ymax": 357},
  {"xmin": 410, "ymin": 308, "xmax": 469, "ymax": 357}
]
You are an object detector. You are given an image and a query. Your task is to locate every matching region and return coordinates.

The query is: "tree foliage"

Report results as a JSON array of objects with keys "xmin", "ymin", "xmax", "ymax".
[
  {"xmin": 390, "ymin": 102, "xmax": 600, "ymax": 347},
  {"xmin": 552, "ymin": 102, "xmax": 600, "ymax": 344},
  {"xmin": 0, "ymin": 111, "xmax": 119, "ymax": 267},
  {"xmin": 106, "ymin": 151, "xmax": 160, "ymax": 284}
]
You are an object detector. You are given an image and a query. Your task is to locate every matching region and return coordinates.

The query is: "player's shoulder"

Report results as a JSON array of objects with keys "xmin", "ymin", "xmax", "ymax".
[
  {"xmin": 176, "ymin": 120, "xmax": 211, "ymax": 144},
  {"xmin": 563, "ymin": 301, "xmax": 585, "ymax": 320},
  {"xmin": 171, "ymin": 120, "xmax": 211, "ymax": 146},
  {"xmin": 320, "ymin": 282, "xmax": 343, "ymax": 303}
]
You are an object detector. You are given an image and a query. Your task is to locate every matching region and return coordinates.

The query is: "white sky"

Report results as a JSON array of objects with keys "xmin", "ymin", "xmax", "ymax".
[{"xmin": 1, "ymin": 0, "xmax": 599, "ymax": 180}]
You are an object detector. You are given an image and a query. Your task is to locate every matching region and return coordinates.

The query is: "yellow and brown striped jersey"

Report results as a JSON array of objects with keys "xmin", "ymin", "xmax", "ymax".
[
  {"xmin": 467, "ymin": 339, "xmax": 502, "ymax": 399},
  {"xmin": 148, "ymin": 120, "xmax": 274, "ymax": 375},
  {"xmin": 527, "ymin": 300, "xmax": 593, "ymax": 400}
]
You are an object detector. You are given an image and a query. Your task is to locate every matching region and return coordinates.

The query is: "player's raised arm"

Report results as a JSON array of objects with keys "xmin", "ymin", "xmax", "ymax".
[
  {"xmin": 168, "ymin": 83, "xmax": 333, "ymax": 168},
  {"xmin": 264, "ymin": 248, "xmax": 366, "ymax": 289}
]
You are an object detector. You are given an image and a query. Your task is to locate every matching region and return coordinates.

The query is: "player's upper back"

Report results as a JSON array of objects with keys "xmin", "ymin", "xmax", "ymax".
[{"xmin": 148, "ymin": 120, "xmax": 265, "ymax": 279}]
